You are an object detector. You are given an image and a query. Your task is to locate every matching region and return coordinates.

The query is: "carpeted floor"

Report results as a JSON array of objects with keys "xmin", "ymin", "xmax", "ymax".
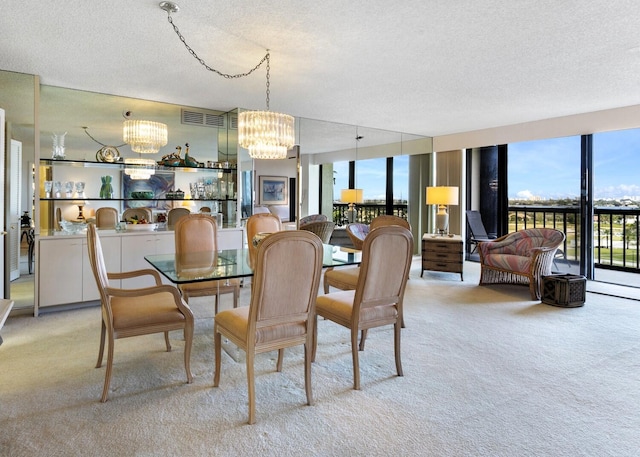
[{"xmin": 1, "ymin": 260, "xmax": 639, "ymax": 456}]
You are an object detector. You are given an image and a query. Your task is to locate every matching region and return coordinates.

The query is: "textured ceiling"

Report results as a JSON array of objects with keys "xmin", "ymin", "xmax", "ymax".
[{"xmin": 2, "ymin": 0, "xmax": 640, "ymax": 138}]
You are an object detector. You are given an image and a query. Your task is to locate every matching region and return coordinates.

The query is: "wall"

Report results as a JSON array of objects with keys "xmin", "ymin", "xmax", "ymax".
[{"xmin": 433, "ymin": 104, "xmax": 640, "ymax": 151}]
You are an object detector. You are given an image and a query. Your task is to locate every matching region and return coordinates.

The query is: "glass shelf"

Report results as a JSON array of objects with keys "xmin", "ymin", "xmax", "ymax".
[
  {"xmin": 39, "ymin": 158, "xmax": 236, "ymax": 173},
  {"xmin": 39, "ymin": 198, "xmax": 237, "ymax": 202}
]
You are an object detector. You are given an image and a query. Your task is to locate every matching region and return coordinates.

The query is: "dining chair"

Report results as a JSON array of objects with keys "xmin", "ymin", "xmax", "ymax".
[
  {"xmin": 95, "ymin": 207, "xmax": 119, "ymax": 229},
  {"xmin": 314, "ymin": 225, "xmax": 413, "ymax": 390},
  {"xmin": 174, "ymin": 214, "xmax": 240, "ymax": 314},
  {"xmin": 369, "ymin": 214, "xmax": 411, "ymax": 231},
  {"xmin": 245, "ymin": 213, "xmax": 282, "ymax": 269},
  {"xmin": 167, "ymin": 207, "xmax": 190, "ymax": 230},
  {"xmin": 213, "ymin": 230, "xmax": 323, "ymax": 424},
  {"xmin": 324, "ymin": 215, "xmax": 410, "ymax": 295},
  {"xmin": 345, "ymin": 223, "xmax": 369, "ymax": 250},
  {"xmin": 86, "ymin": 223, "xmax": 194, "ymax": 402}
]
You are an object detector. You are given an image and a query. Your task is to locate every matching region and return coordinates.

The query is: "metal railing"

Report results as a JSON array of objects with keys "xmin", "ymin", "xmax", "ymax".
[
  {"xmin": 508, "ymin": 204, "xmax": 640, "ymax": 272},
  {"xmin": 332, "ymin": 203, "xmax": 408, "ymax": 227}
]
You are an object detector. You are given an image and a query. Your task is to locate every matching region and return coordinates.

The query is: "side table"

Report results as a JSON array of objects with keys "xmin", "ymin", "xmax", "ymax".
[{"xmin": 421, "ymin": 234, "xmax": 463, "ymax": 280}]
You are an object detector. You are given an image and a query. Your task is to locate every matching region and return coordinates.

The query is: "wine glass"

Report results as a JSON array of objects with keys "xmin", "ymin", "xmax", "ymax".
[
  {"xmin": 75, "ymin": 181, "xmax": 85, "ymax": 198},
  {"xmin": 64, "ymin": 181, "xmax": 74, "ymax": 198},
  {"xmin": 44, "ymin": 181, "xmax": 53, "ymax": 198}
]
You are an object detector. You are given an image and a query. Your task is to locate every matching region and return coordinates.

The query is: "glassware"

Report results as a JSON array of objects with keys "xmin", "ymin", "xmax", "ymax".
[
  {"xmin": 64, "ymin": 181, "xmax": 74, "ymax": 198},
  {"xmin": 52, "ymin": 132, "xmax": 66, "ymax": 159},
  {"xmin": 99, "ymin": 175, "xmax": 113, "ymax": 199},
  {"xmin": 75, "ymin": 181, "xmax": 85, "ymax": 198},
  {"xmin": 53, "ymin": 181, "xmax": 62, "ymax": 198},
  {"xmin": 44, "ymin": 180, "xmax": 53, "ymax": 198}
]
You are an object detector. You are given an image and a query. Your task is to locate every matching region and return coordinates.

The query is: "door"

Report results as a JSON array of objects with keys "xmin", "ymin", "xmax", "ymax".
[{"xmin": 8, "ymin": 139, "xmax": 22, "ymax": 281}]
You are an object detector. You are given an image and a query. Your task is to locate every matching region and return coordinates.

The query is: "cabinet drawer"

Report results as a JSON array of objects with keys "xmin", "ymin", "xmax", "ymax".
[
  {"xmin": 423, "ymin": 241, "xmax": 462, "ymax": 253},
  {"xmin": 422, "ymin": 260, "xmax": 463, "ymax": 273},
  {"xmin": 424, "ymin": 251, "xmax": 461, "ymax": 262}
]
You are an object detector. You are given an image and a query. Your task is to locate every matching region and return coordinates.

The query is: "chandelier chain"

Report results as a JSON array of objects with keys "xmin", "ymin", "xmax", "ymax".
[
  {"xmin": 165, "ymin": 12, "xmax": 269, "ymax": 81},
  {"xmin": 83, "ymin": 127, "xmax": 126, "ymax": 148}
]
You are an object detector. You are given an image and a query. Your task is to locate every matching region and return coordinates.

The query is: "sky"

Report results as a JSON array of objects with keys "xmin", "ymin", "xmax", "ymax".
[
  {"xmin": 509, "ymin": 128, "xmax": 640, "ymax": 201},
  {"xmin": 333, "ymin": 155, "xmax": 409, "ymax": 202}
]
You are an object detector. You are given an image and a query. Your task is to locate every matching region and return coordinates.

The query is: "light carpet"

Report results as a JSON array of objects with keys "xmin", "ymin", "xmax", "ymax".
[{"xmin": 1, "ymin": 260, "xmax": 639, "ymax": 456}]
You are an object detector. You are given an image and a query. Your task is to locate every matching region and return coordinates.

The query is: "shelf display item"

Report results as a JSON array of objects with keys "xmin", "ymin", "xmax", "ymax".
[
  {"xmin": 100, "ymin": 176, "xmax": 114, "ymax": 199},
  {"xmin": 64, "ymin": 181, "xmax": 74, "ymax": 197},
  {"xmin": 44, "ymin": 181, "xmax": 53, "ymax": 198},
  {"xmin": 75, "ymin": 182, "xmax": 86, "ymax": 198},
  {"xmin": 53, "ymin": 181, "xmax": 62, "ymax": 198},
  {"xmin": 52, "ymin": 132, "xmax": 66, "ymax": 159}
]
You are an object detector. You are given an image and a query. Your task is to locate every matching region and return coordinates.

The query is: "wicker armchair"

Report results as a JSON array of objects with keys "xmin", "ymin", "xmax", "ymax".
[
  {"xmin": 345, "ymin": 223, "xmax": 369, "ymax": 250},
  {"xmin": 478, "ymin": 228, "xmax": 565, "ymax": 299},
  {"xmin": 300, "ymin": 220, "xmax": 335, "ymax": 243},
  {"xmin": 299, "ymin": 214, "xmax": 328, "ymax": 227}
]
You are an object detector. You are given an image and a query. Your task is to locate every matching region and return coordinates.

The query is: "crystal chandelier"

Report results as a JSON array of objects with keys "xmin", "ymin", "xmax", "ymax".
[
  {"xmin": 122, "ymin": 113, "xmax": 167, "ymax": 179},
  {"xmin": 160, "ymin": 1, "xmax": 294, "ymax": 160},
  {"xmin": 123, "ymin": 119, "xmax": 168, "ymax": 154},
  {"xmin": 124, "ymin": 157, "xmax": 157, "ymax": 180}
]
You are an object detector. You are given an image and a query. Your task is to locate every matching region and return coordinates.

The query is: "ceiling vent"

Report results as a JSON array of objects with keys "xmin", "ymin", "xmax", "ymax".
[{"xmin": 181, "ymin": 109, "xmax": 226, "ymax": 128}]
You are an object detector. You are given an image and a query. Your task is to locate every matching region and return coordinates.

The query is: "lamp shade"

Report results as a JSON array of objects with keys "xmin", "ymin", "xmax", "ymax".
[
  {"xmin": 238, "ymin": 110, "xmax": 295, "ymax": 160},
  {"xmin": 123, "ymin": 120, "xmax": 168, "ymax": 154},
  {"xmin": 341, "ymin": 188, "xmax": 364, "ymax": 204},
  {"xmin": 426, "ymin": 186, "xmax": 459, "ymax": 206}
]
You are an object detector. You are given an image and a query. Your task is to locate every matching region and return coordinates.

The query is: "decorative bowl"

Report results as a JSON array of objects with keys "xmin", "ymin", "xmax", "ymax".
[
  {"xmin": 59, "ymin": 220, "xmax": 88, "ymax": 234},
  {"xmin": 125, "ymin": 223, "xmax": 158, "ymax": 232},
  {"xmin": 130, "ymin": 191, "xmax": 154, "ymax": 199}
]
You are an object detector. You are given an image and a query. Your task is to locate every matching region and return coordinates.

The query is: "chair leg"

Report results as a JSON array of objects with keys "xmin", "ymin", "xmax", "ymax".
[
  {"xmin": 323, "ymin": 268, "xmax": 333, "ymax": 294},
  {"xmin": 95, "ymin": 320, "xmax": 106, "ymax": 368},
  {"xmin": 276, "ymin": 348, "xmax": 284, "ymax": 372},
  {"xmin": 358, "ymin": 329, "xmax": 368, "ymax": 351},
  {"xmin": 311, "ymin": 315, "xmax": 318, "ymax": 363},
  {"xmin": 233, "ymin": 286, "xmax": 239, "ymax": 309},
  {"xmin": 394, "ymin": 322, "xmax": 403, "ymax": 377},
  {"xmin": 164, "ymin": 331, "xmax": 171, "ymax": 352},
  {"xmin": 100, "ymin": 334, "xmax": 115, "ymax": 402},
  {"xmin": 246, "ymin": 351, "xmax": 256, "ymax": 425},
  {"xmin": 351, "ymin": 328, "xmax": 360, "ymax": 390},
  {"xmin": 304, "ymin": 341, "xmax": 314, "ymax": 406},
  {"xmin": 183, "ymin": 323, "xmax": 194, "ymax": 384},
  {"xmin": 213, "ymin": 328, "xmax": 222, "ymax": 387}
]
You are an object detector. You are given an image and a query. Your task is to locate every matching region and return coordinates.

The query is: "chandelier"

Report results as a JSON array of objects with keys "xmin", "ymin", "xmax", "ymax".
[
  {"xmin": 160, "ymin": 1, "xmax": 295, "ymax": 160},
  {"xmin": 123, "ymin": 119, "xmax": 168, "ymax": 154},
  {"xmin": 122, "ymin": 112, "xmax": 167, "ymax": 179}
]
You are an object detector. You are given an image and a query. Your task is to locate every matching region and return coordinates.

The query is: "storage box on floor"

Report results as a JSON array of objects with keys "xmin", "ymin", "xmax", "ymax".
[{"xmin": 541, "ymin": 274, "xmax": 586, "ymax": 308}]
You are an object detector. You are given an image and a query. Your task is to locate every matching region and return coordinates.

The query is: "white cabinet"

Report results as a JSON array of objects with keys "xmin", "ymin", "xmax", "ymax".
[
  {"xmin": 38, "ymin": 234, "xmax": 121, "ymax": 307},
  {"xmin": 39, "ymin": 237, "xmax": 83, "ymax": 307},
  {"xmin": 121, "ymin": 232, "xmax": 175, "ymax": 288}
]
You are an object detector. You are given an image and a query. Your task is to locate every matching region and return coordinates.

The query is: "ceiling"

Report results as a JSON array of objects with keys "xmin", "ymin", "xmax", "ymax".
[{"xmin": 2, "ymin": 0, "xmax": 640, "ymax": 138}]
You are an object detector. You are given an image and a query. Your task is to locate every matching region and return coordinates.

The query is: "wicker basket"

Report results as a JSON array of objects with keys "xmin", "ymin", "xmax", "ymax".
[{"xmin": 541, "ymin": 274, "xmax": 586, "ymax": 308}]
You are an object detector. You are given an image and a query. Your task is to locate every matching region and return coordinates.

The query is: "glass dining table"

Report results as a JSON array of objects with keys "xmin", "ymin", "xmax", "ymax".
[{"xmin": 144, "ymin": 244, "xmax": 362, "ymax": 285}]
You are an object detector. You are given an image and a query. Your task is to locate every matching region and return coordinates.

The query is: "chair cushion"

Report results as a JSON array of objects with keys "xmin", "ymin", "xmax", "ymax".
[
  {"xmin": 316, "ymin": 290, "xmax": 398, "ymax": 326},
  {"xmin": 482, "ymin": 254, "xmax": 532, "ymax": 274},
  {"xmin": 111, "ymin": 291, "xmax": 185, "ymax": 329},
  {"xmin": 216, "ymin": 306, "xmax": 306, "ymax": 345},
  {"xmin": 325, "ymin": 267, "xmax": 360, "ymax": 289}
]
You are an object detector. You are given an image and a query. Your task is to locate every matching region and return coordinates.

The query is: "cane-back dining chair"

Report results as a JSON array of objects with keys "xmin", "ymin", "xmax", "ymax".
[
  {"xmin": 167, "ymin": 207, "xmax": 190, "ymax": 230},
  {"xmin": 300, "ymin": 220, "xmax": 335, "ymax": 244},
  {"xmin": 213, "ymin": 230, "xmax": 324, "ymax": 424},
  {"xmin": 314, "ymin": 225, "xmax": 413, "ymax": 390},
  {"xmin": 95, "ymin": 207, "xmax": 119, "ymax": 229},
  {"xmin": 87, "ymin": 224, "xmax": 194, "ymax": 402},
  {"xmin": 174, "ymin": 214, "xmax": 240, "ymax": 313},
  {"xmin": 245, "ymin": 213, "xmax": 282, "ymax": 269}
]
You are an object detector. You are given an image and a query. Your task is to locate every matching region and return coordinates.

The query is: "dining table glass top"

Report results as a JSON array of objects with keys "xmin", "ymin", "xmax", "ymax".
[{"xmin": 144, "ymin": 244, "xmax": 361, "ymax": 284}]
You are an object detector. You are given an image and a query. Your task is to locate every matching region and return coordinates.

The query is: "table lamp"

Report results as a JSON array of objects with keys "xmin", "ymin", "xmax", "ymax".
[
  {"xmin": 426, "ymin": 186, "xmax": 459, "ymax": 235},
  {"xmin": 341, "ymin": 188, "xmax": 363, "ymax": 223}
]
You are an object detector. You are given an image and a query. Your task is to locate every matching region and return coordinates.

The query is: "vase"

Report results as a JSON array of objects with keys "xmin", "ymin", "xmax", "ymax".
[{"xmin": 99, "ymin": 176, "xmax": 113, "ymax": 199}]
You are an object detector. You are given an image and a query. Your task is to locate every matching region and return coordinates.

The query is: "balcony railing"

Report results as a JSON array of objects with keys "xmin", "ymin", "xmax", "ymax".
[
  {"xmin": 508, "ymin": 205, "xmax": 640, "ymax": 272},
  {"xmin": 332, "ymin": 203, "xmax": 408, "ymax": 227}
]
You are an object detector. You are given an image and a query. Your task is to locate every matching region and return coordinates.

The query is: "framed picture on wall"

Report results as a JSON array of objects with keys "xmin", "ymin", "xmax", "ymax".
[{"xmin": 259, "ymin": 175, "xmax": 288, "ymax": 205}]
